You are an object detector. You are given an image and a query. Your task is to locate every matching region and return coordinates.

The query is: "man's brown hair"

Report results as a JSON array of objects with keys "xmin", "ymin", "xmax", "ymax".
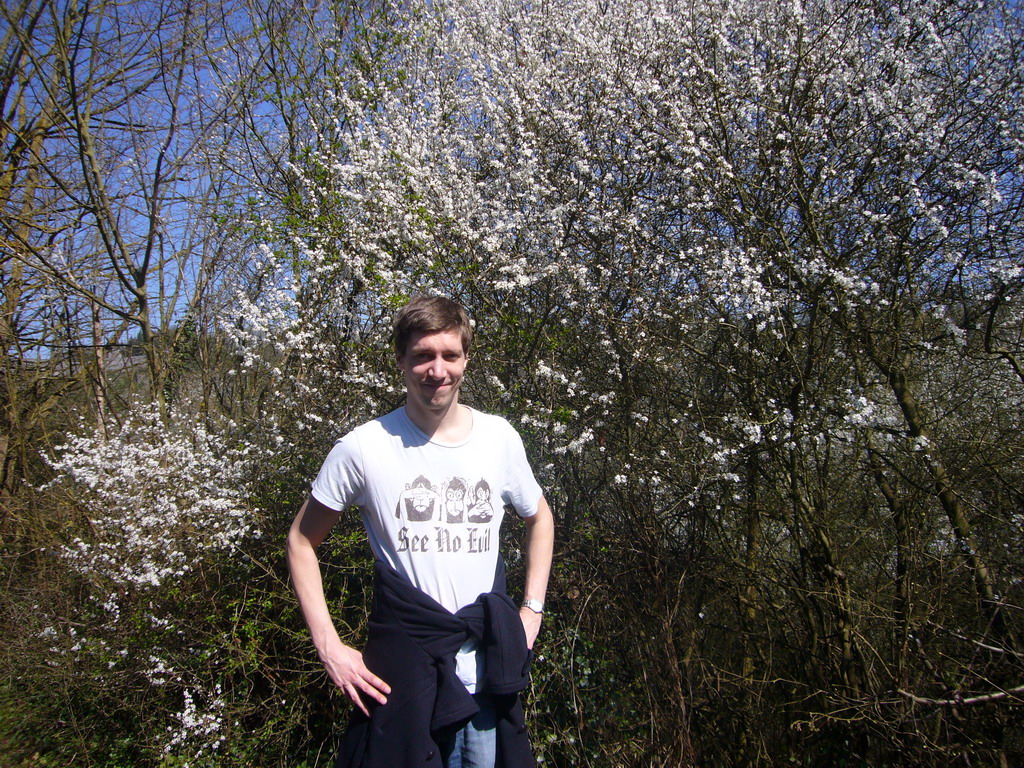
[{"xmin": 393, "ymin": 295, "xmax": 473, "ymax": 356}]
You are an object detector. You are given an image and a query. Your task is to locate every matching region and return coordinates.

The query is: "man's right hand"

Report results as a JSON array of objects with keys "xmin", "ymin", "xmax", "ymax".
[
  {"xmin": 321, "ymin": 641, "xmax": 391, "ymax": 717},
  {"xmin": 287, "ymin": 497, "xmax": 392, "ymax": 717}
]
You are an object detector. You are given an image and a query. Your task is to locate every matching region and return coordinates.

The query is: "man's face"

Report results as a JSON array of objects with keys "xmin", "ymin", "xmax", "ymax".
[{"xmin": 396, "ymin": 329, "xmax": 468, "ymax": 419}]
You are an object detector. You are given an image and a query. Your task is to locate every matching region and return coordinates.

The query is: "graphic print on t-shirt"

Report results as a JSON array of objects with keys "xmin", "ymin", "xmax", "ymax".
[
  {"xmin": 394, "ymin": 475, "xmax": 440, "ymax": 522},
  {"xmin": 466, "ymin": 479, "xmax": 494, "ymax": 523},
  {"xmin": 394, "ymin": 474, "xmax": 493, "ymax": 554},
  {"xmin": 444, "ymin": 477, "xmax": 468, "ymax": 523}
]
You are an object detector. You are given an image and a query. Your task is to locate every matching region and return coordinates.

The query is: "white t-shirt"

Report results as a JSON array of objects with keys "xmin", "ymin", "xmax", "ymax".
[{"xmin": 310, "ymin": 405, "xmax": 543, "ymax": 690}]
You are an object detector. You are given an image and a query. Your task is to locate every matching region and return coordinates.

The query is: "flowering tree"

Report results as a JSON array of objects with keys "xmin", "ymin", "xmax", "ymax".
[{"xmin": 39, "ymin": 405, "xmax": 258, "ymax": 763}]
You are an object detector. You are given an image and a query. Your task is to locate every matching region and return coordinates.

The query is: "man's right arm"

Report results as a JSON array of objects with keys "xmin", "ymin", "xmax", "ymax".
[{"xmin": 286, "ymin": 495, "xmax": 391, "ymax": 716}]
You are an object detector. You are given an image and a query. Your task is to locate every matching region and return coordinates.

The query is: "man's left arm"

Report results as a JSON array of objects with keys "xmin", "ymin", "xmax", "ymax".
[{"xmin": 519, "ymin": 495, "xmax": 554, "ymax": 649}]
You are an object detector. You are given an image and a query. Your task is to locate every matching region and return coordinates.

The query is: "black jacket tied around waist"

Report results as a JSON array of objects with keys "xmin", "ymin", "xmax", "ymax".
[{"xmin": 334, "ymin": 559, "xmax": 536, "ymax": 768}]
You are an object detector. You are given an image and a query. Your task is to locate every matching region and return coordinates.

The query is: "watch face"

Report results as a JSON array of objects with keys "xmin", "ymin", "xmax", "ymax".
[{"xmin": 523, "ymin": 599, "xmax": 544, "ymax": 613}]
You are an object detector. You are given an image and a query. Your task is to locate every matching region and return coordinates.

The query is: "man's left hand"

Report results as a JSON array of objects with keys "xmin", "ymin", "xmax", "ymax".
[{"xmin": 519, "ymin": 606, "xmax": 543, "ymax": 649}]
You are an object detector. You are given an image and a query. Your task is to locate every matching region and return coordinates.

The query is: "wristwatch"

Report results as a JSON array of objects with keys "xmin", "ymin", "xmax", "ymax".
[{"xmin": 521, "ymin": 598, "xmax": 544, "ymax": 614}]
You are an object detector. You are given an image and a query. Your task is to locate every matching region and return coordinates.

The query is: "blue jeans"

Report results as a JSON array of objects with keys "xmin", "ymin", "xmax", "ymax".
[{"xmin": 443, "ymin": 694, "xmax": 497, "ymax": 768}]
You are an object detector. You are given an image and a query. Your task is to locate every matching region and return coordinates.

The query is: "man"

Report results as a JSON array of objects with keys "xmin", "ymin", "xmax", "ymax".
[{"xmin": 288, "ymin": 295, "xmax": 554, "ymax": 768}]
